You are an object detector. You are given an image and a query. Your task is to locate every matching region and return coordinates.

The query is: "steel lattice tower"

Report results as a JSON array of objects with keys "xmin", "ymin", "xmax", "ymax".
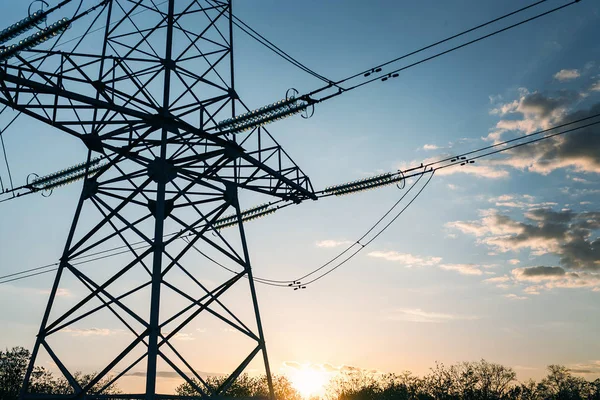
[{"xmin": 0, "ymin": 1, "xmax": 316, "ymax": 398}]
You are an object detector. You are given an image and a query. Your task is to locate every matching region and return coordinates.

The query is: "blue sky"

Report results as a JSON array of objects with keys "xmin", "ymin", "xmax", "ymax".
[{"xmin": 0, "ymin": 0, "xmax": 599, "ymax": 395}]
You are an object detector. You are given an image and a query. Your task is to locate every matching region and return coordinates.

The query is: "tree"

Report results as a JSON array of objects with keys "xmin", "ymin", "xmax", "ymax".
[
  {"xmin": 538, "ymin": 365, "xmax": 593, "ymax": 400},
  {"xmin": 0, "ymin": 347, "xmax": 30, "ymax": 400},
  {"xmin": 0, "ymin": 347, "xmax": 120, "ymax": 399}
]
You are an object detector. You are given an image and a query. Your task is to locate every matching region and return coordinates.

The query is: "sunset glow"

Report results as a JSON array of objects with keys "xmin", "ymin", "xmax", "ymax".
[{"xmin": 287, "ymin": 366, "xmax": 332, "ymax": 398}]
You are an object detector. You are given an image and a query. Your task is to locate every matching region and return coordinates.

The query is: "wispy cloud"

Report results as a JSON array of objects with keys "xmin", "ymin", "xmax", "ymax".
[
  {"xmin": 504, "ymin": 293, "xmax": 528, "ymax": 300},
  {"xmin": 316, "ymin": 240, "xmax": 353, "ymax": 248},
  {"xmin": 568, "ymin": 361, "xmax": 600, "ymax": 375},
  {"xmin": 368, "ymin": 251, "xmax": 495, "ymax": 277},
  {"xmin": 39, "ymin": 288, "xmax": 72, "ymax": 297},
  {"xmin": 435, "ymin": 164, "xmax": 509, "ymax": 179},
  {"xmin": 397, "ymin": 158, "xmax": 509, "ymax": 179},
  {"xmin": 62, "ymin": 328, "xmax": 123, "ymax": 337},
  {"xmin": 173, "ymin": 333, "xmax": 195, "ymax": 341},
  {"xmin": 439, "ymin": 263, "xmax": 483, "ymax": 276},
  {"xmin": 422, "ymin": 144, "xmax": 441, "ymax": 151},
  {"xmin": 484, "ymin": 275, "xmax": 511, "ymax": 284},
  {"xmin": 488, "ymin": 194, "xmax": 557, "ymax": 209},
  {"xmin": 282, "ymin": 361, "xmax": 373, "ymax": 375},
  {"xmin": 554, "ymin": 69, "xmax": 580, "ymax": 81},
  {"xmin": 368, "ymin": 251, "xmax": 441, "ymax": 267},
  {"xmin": 385, "ymin": 308, "xmax": 479, "ymax": 323}
]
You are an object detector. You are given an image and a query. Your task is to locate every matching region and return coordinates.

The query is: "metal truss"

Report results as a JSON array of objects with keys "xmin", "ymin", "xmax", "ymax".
[{"xmin": 0, "ymin": 1, "xmax": 316, "ymax": 398}]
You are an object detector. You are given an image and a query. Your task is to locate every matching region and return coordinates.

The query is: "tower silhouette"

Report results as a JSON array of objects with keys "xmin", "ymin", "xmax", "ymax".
[{"xmin": 0, "ymin": 1, "xmax": 315, "ymax": 398}]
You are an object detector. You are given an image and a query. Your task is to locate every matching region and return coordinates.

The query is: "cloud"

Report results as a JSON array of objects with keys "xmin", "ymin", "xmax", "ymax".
[
  {"xmin": 423, "ymin": 144, "xmax": 441, "ymax": 150},
  {"xmin": 524, "ymin": 286, "xmax": 541, "ymax": 295},
  {"xmin": 397, "ymin": 157, "xmax": 509, "ymax": 179},
  {"xmin": 281, "ymin": 361, "xmax": 372, "ymax": 376},
  {"xmin": 554, "ymin": 69, "xmax": 581, "ymax": 81},
  {"xmin": 368, "ymin": 251, "xmax": 489, "ymax": 277},
  {"xmin": 591, "ymin": 81, "xmax": 600, "ymax": 92},
  {"xmin": 439, "ymin": 263, "xmax": 483, "ymax": 276},
  {"xmin": 567, "ymin": 361, "xmax": 600, "ymax": 376},
  {"xmin": 572, "ymin": 177, "xmax": 591, "ymax": 184},
  {"xmin": 448, "ymin": 208, "xmax": 600, "ymax": 270},
  {"xmin": 173, "ymin": 333, "xmax": 195, "ymax": 341},
  {"xmin": 39, "ymin": 288, "xmax": 72, "ymax": 297},
  {"xmin": 368, "ymin": 251, "xmax": 442, "ymax": 267},
  {"xmin": 487, "ymin": 90, "xmax": 576, "ymax": 141},
  {"xmin": 484, "ymin": 276, "xmax": 511, "ymax": 284},
  {"xmin": 435, "ymin": 164, "xmax": 509, "ymax": 179},
  {"xmin": 512, "ymin": 266, "xmax": 600, "ymax": 291},
  {"xmin": 504, "ymin": 294, "xmax": 528, "ymax": 300},
  {"xmin": 488, "ymin": 194, "xmax": 557, "ymax": 209},
  {"xmin": 316, "ymin": 240, "xmax": 353, "ymax": 248},
  {"xmin": 488, "ymin": 96, "xmax": 600, "ymax": 174},
  {"xmin": 283, "ymin": 361, "xmax": 302, "ymax": 370},
  {"xmin": 449, "ymin": 207, "xmax": 600, "ymax": 292},
  {"xmin": 447, "ymin": 184, "xmax": 459, "ymax": 190},
  {"xmin": 512, "ymin": 266, "xmax": 566, "ymax": 280},
  {"xmin": 385, "ymin": 308, "xmax": 479, "ymax": 323},
  {"xmin": 61, "ymin": 328, "xmax": 122, "ymax": 337},
  {"xmin": 508, "ymin": 259, "xmax": 520, "ymax": 265}
]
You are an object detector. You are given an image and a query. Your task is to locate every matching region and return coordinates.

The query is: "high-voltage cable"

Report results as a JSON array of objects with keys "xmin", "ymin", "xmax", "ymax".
[
  {"xmin": 3, "ymin": 114, "xmax": 599, "ymax": 287},
  {"xmin": 208, "ymin": 0, "xmax": 581, "ymax": 135},
  {"xmin": 307, "ymin": 0, "xmax": 582, "ymax": 103},
  {"xmin": 333, "ymin": 0, "xmax": 550, "ymax": 87},
  {"xmin": 205, "ymin": 0, "xmax": 333, "ymax": 85}
]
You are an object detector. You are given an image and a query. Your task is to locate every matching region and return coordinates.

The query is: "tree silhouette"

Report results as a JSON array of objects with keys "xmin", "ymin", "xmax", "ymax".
[
  {"xmin": 0, "ymin": 347, "xmax": 120, "ymax": 399},
  {"xmin": 3, "ymin": 347, "xmax": 600, "ymax": 399}
]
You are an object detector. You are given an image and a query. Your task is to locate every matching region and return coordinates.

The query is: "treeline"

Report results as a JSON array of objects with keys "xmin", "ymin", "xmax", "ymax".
[
  {"xmin": 2, "ymin": 347, "xmax": 600, "ymax": 399},
  {"xmin": 325, "ymin": 360, "xmax": 600, "ymax": 400}
]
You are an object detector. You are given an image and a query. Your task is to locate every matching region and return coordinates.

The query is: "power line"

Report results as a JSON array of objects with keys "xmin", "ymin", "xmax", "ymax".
[
  {"xmin": 204, "ymin": 0, "xmax": 333, "ymax": 84},
  {"xmin": 227, "ymin": 7, "xmax": 333, "ymax": 84},
  {"xmin": 335, "ymin": 0, "xmax": 550, "ymax": 86},
  {"xmin": 0, "ymin": 0, "xmax": 593, "ymax": 287},
  {"xmin": 2, "ymin": 114, "xmax": 599, "ymax": 286},
  {"xmin": 183, "ymin": 172, "xmax": 428, "ymax": 288},
  {"xmin": 308, "ymin": 0, "xmax": 581, "ymax": 102},
  {"xmin": 0, "ymin": 174, "xmax": 429, "ymax": 288},
  {"xmin": 302, "ymin": 172, "xmax": 436, "ymax": 287}
]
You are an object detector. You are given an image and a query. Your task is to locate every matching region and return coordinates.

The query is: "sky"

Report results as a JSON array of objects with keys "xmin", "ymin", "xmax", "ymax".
[{"xmin": 0, "ymin": 0, "xmax": 599, "ymax": 397}]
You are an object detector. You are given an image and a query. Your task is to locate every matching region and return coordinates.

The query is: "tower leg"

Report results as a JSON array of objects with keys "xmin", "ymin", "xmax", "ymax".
[
  {"xmin": 233, "ymin": 189, "xmax": 275, "ymax": 400},
  {"xmin": 20, "ymin": 153, "xmax": 94, "ymax": 399}
]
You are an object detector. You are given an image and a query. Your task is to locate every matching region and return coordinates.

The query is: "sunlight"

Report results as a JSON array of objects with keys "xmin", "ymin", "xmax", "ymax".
[{"xmin": 288, "ymin": 367, "xmax": 330, "ymax": 398}]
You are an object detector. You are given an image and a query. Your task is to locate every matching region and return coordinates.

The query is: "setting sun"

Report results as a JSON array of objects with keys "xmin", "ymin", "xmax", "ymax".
[{"xmin": 287, "ymin": 366, "xmax": 331, "ymax": 398}]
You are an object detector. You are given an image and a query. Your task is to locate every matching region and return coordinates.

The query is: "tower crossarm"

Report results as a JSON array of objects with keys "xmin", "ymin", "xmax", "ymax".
[{"xmin": 0, "ymin": 54, "xmax": 316, "ymax": 202}]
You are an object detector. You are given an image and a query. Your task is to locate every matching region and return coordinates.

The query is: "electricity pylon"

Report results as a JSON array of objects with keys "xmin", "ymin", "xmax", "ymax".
[{"xmin": 0, "ymin": 1, "xmax": 315, "ymax": 398}]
